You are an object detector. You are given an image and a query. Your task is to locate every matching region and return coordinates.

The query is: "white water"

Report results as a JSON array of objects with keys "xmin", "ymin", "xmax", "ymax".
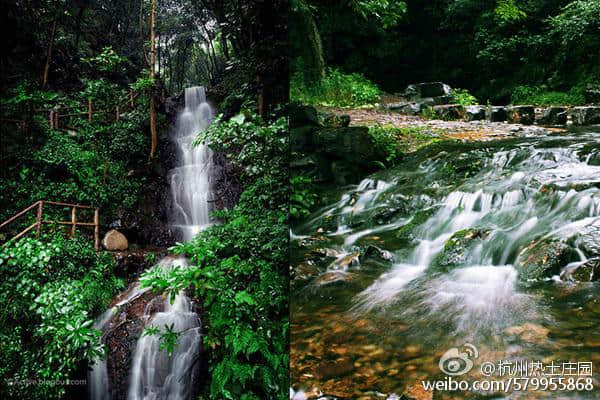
[
  {"xmin": 90, "ymin": 87, "xmax": 212, "ymax": 400},
  {"xmin": 128, "ymin": 257, "xmax": 202, "ymax": 400},
  {"xmin": 169, "ymin": 86, "xmax": 214, "ymax": 241}
]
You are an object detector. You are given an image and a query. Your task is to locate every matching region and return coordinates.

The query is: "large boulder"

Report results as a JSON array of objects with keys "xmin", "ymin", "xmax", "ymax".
[
  {"xmin": 486, "ymin": 106, "xmax": 507, "ymax": 122},
  {"xmin": 507, "ymin": 105, "xmax": 535, "ymax": 125},
  {"xmin": 465, "ymin": 105, "xmax": 486, "ymax": 121},
  {"xmin": 102, "ymin": 229, "xmax": 129, "ymax": 251},
  {"xmin": 404, "ymin": 82, "xmax": 452, "ymax": 99},
  {"xmin": 515, "ymin": 237, "xmax": 579, "ymax": 281},
  {"xmin": 536, "ymin": 107, "xmax": 568, "ymax": 125},
  {"xmin": 570, "ymin": 106, "xmax": 600, "ymax": 125},
  {"xmin": 433, "ymin": 104, "xmax": 465, "ymax": 120}
]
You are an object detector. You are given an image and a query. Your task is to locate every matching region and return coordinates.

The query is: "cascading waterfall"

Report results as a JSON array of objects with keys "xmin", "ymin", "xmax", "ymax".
[
  {"xmin": 292, "ymin": 129, "xmax": 600, "ymax": 397},
  {"xmin": 169, "ymin": 86, "xmax": 214, "ymax": 241},
  {"xmin": 90, "ymin": 87, "xmax": 214, "ymax": 400}
]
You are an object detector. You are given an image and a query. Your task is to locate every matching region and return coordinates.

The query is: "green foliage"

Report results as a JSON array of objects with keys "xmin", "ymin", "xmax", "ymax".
[
  {"xmin": 511, "ymin": 85, "xmax": 585, "ymax": 105},
  {"xmin": 368, "ymin": 125, "xmax": 441, "ymax": 165},
  {"xmin": 130, "ymin": 70, "xmax": 156, "ymax": 92},
  {"xmin": 142, "ymin": 324, "xmax": 181, "ymax": 356},
  {"xmin": 495, "ymin": 0, "xmax": 527, "ymax": 21},
  {"xmin": 141, "ymin": 112, "xmax": 288, "ymax": 399},
  {"xmin": 82, "ymin": 46, "xmax": 127, "ymax": 74},
  {"xmin": 290, "ymin": 175, "xmax": 318, "ymax": 220},
  {"xmin": 352, "ymin": 0, "xmax": 407, "ymax": 28},
  {"xmin": 420, "ymin": 106, "xmax": 437, "ymax": 120},
  {"xmin": 451, "ymin": 88, "xmax": 478, "ymax": 106},
  {"xmin": 0, "ymin": 234, "xmax": 123, "ymax": 399},
  {"xmin": 290, "ymin": 68, "xmax": 381, "ymax": 107}
]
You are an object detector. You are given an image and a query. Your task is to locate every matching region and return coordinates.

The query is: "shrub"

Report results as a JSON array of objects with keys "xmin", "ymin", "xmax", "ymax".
[
  {"xmin": 290, "ymin": 67, "xmax": 381, "ymax": 107},
  {"xmin": 0, "ymin": 234, "xmax": 123, "ymax": 399},
  {"xmin": 511, "ymin": 85, "xmax": 585, "ymax": 105},
  {"xmin": 451, "ymin": 88, "xmax": 478, "ymax": 106}
]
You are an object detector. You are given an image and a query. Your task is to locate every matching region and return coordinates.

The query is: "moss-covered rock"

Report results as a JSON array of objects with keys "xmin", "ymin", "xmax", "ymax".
[
  {"xmin": 515, "ymin": 237, "xmax": 579, "ymax": 281},
  {"xmin": 560, "ymin": 258, "xmax": 600, "ymax": 282},
  {"xmin": 430, "ymin": 228, "xmax": 490, "ymax": 272},
  {"xmin": 395, "ymin": 207, "xmax": 439, "ymax": 246}
]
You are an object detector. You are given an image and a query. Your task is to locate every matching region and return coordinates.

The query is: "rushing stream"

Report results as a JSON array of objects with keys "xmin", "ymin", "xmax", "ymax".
[
  {"xmin": 89, "ymin": 87, "xmax": 212, "ymax": 400},
  {"xmin": 291, "ymin": 129, "xmax": 600, "ymax": 399}
]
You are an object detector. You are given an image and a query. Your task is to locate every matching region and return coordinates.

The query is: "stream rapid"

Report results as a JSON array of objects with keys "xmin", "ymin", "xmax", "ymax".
[{"xmin": 291, "ymin": 129, "xmax": 600, "ymax": 399}]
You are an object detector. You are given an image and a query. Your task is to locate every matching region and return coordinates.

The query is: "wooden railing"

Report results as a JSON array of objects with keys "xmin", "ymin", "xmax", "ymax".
[{"xmin": 0, "ymin": 201, "xmax": 99, "ymax": 250}]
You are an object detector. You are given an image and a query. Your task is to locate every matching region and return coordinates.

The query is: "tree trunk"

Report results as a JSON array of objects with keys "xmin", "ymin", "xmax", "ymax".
[
  {"xmin": 42, "ymin": 17, "xmax": 58, "ymax": 89},
  {"xmin": 149, "ymin": 0, "xmax": 158, "ymax": 159}
]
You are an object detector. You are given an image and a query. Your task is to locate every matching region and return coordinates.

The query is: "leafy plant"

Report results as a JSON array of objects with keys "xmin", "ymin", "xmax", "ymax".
[
  {"xmin": 290, "ymin": 68, "xmax": 381, "ymax": 107},
  {"xmin": 451, "ymin": 88, "xmax": 478, "ymax": 106},
  {"xmin": 290, "ymin": 175, "xmax": 318, "ymax": 220},
  {"xmin": 0, "ymin": 234, "xmax": 123, "ymax": 399}
]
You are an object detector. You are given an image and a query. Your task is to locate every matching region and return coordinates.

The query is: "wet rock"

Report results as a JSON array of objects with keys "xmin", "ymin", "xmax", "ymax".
[
  {"xmin": 465, "ymin": 105, "xmax": 486, "ymax": 121},
  {"xmin": 313, "ymin": 271, "xmax": 350, "ymax": 286},
  {"xmin": 395, "ymin": 207, "xmax": 438, "ymax": 246},
  {"xmin": 431, "ymin": 228, "xmax": 489, "ymax": 272},
  {"xmin": 560, "ymin": 258, "xmax": 600, "ymax": 282},
  {"xmin": 507, "ymin": 105, "xmax": 535, "ymax": 125},
  {"xmin": 570, "ymin": 106, "xmax": 600, "ymax": 125},
  {"xmin": 112, "ymin": 248, "xmax": 168, "ymax": 277},
  {"xmin": 515, "ymin": 237, "xmax": 579, "ymax": 280},
  {"xmin": 403, "ymin": 384, "xmax": 433, "ymax": 400},
  {"xmin": 319, "ymin": 112, "xmax": 351, "ymax": 128},
  {"xmin": 505, "ymin": 323, "xmax": 549, "ymax": 343},
  {"xmin": 103, "ymin": 229, "xmax": 128, "ymax": 251},
  {"xmin": 360, "ymin": 245, "xmax": 393, "ymax": 264},
  {"xmin": 290, "ymin": 104, "xmax": 320, "ymax": 127},
  {"xmin": 584, "ymin": 84, "xmax": 600, "ymax": 104},
  {"xmin": 433, "ymin": 104, "xmax": 465, "ymax": 120},
  {"xmin": 387, "ymin": 102, "xmax": 422, "ymax": 115},
  {"xmin": 570, "ymin": 219, "xmax": 600, "ymax": 257},
  {"xmin": 404, "ymin": 82, "xmax": 452, "ymax": 99},
  {"xmin": 294, "ymin": 261, "xmax": 321, "ymax": 282},
  {"xmin": 486, "ymin": 106, "xmax": 507, "ymax": 122},
  {"xmin": 537, "ymin": 107, "xmax": 568, "ymax": 125}
]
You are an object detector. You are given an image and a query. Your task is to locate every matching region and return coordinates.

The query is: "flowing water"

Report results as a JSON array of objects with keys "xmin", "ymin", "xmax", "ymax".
[
  {"xmin": 89, "ymin": 87, "xmax": 212, "ymax": 400},
  {"xmin": 291, "ymin": 129, "xmax": 600, "ymax": 399},
  {"xmin": 169, "ymin": 86, "xmax": 214, "ymax": 241}
]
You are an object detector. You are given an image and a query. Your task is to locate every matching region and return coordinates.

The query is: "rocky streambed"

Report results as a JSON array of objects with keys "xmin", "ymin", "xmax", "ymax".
[{"xmin": 291, "ymin": 128, "xmax": 600, "ymax": 399}]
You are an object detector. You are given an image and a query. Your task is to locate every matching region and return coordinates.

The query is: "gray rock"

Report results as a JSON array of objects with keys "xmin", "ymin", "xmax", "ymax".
[
  {"xmin": 507, "ymin": 105, "xmax": 535, "ymax": 125},
  {"xmin": 404, "ymin": 82, "xmax": 452, "ymax": 99},
  {"xmin": 584, "ymin": 84, "xmax": 600, "ymax": 104},
  {"xmin": 387, "ymin": 102, "xmax": 422, "ymax": 115},
  {"xmin": 486, "ymin": 106, "xmax": 507, "ymax": 122},
  {"xmin": 465, "ymin": 105, "xmax": 486, "ymax": 121},
  {"xmin": 433, "ymin": 104, "xmax": 465, "ymax": 120},
  {"xmin": 536, "ymin": 107, "xmax": 568, "ymax": 125},
  {"xmin": 570, "ymin": 106, "xmax": 600, "ymax": 125},
  {"xmin": 431, "ymin": 228, "xmax": 490, "ymax": 272}
]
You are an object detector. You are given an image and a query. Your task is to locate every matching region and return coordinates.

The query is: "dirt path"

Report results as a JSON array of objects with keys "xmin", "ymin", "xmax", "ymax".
[{"xmin": 321, "ymin": 106, "xmax": 566, "ymax": 141}]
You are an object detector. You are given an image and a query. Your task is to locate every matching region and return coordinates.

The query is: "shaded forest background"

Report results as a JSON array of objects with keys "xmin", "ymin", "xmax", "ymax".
[{"xmin": 292, "ymin": 0, "xmax": 600, "ymax": 104}]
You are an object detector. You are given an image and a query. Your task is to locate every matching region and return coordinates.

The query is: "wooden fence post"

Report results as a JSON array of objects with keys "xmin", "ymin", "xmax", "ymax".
[
  {"xmin": 88, "ymin": 100, "xmax": 93, "ymax": 123},
  {"xmin": 71, "ymin": 207, "xmax": 76, "ymax": 237},
  {"xmin": 130, "ymin": 90, "xmax": 134, "ymax": 108},
  {"xmin": 36, "ymin": 201, "xmax": 43, "ymax": 238},
  {"xmin": 49, "ymin": 111, "xmax": 54, "ymax": 128},
  {"xmin": 54, "ymin": 112, "xmax": 59, "ymax": 130},
  {"xmin": 116, "ymin": 106, "xmax": 120, "ymax": 121},
  {"xmin": 94, "ymin": 209, "xmax": 99, "ymax": 251}
]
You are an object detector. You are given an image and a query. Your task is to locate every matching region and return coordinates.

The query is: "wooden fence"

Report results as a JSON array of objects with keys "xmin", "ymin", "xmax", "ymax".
[{"xmin": 0, "ymin": 201, "xmax": 99, "ymax": 250}]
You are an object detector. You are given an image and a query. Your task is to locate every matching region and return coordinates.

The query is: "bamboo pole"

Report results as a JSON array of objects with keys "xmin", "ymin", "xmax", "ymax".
[
  {"xmin": 130, "ymin": 89, "xmax": 135, "ymax": 108},
  {"xmin": 49, "ymin": 111, "xmax": 54, "ymax": 128},
  {"xmin": 54, "ymin": 112, "xmax": 59, "ymax": 129},
  {"xmin": 116, "ymin": 106, "xmax": 120, "ymax": 121},
  {"xmin": 88, "ymin": 100, "xmax": 93, "ymax": 123},
  {"xmin": 71, "ymin": 207, "xmax": 76, "ymax": 237},
  {"xmin": 36, "ymin": 201, "xmax": 43, "ymax": 238},
  {"xmin": 94, "ymin": 209, "xmax": 99, "ymax": 251}
]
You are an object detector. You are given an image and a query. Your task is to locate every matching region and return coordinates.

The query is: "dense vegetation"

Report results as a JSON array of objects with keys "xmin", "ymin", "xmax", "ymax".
[
  {"xmin": 141, "ymin": 112, "xmax": 289, "ymax": 399},
  {"xmin": 291, "ymin": 0, "xmax": 600, "ymax": 104},
  {"xmin": 0, "ymin": 234, "xmax": 122, "ymax": 399},
  {"xmin": 2, "ymin": 0, "xmax": 288, "ymax": 399}
]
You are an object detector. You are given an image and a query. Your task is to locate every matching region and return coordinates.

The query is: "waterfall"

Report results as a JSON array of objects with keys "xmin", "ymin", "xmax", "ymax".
[
  {"xmin": 89, "ymin": 87, "xmax": 213, "ymax": 400},
  {"xmin": 169, "ymin": 86, "xmax": 214, "ymax": 241}
]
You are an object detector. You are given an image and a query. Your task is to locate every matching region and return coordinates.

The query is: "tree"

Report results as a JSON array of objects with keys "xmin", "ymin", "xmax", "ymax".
[{"xmin": 149, "ymin": 0, "xmax": 158, "ymax": 159}]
